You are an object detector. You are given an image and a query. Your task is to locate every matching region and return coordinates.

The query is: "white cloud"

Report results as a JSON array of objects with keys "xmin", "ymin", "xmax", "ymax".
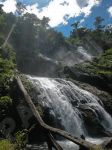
[
  {"xmin": 2, "ymin": 0, "xmax": 101, "ymax": 27},
  {"xmin": 2, "ymin": 0, "xmax": 17, "ymax": 13},
  {"xmin": 108, "ymin": 6, "xmax": 112, "ymax": 17},
  {"xmin": 80, "ymin": 19, "xmax": 85, "ymax": 23},
  {"xmin": 25, "ymin": 0, "xmax": 100, "ymax": 27}
]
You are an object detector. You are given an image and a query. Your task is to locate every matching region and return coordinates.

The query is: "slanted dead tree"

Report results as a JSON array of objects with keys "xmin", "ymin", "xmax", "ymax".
[{"xmin": 16, "ymin": 76, "xmax": 111, "ymax": 150}]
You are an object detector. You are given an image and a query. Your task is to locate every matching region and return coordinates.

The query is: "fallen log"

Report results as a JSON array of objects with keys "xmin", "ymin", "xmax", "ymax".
[{"xmin": 16, "ymin": 76, "xmax": 102, "ymax": 150}]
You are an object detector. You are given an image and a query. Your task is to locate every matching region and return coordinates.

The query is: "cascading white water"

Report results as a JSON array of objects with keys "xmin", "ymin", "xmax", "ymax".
[
  {"xmin": 27, "ymin": 76, "xmax": 112, "ymax": 137},
  {"xmin": 77, "ymin": 46, "xmax": 92, "ymax": 61}
]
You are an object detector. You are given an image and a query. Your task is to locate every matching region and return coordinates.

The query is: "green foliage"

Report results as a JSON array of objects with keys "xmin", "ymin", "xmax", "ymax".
[
  {"xmin": 69, "ymin": 37, "xmax": 81, "ymax": 45},
  {"xmin": 0, "ymin": 96, "xmax": 12, "ymax": 107},
  {"xmin": 76, "ymin": 48, "xmax": 112, "ymax": 82},
  {"xmin": 0, "ymin": 96, "xmax": 12, "ymax": 125},
  {"xmin": 15, "ymin": 130, "xmax": 28, "ymax": 150},
  {"xmin": 0, "ymin": 7, "xmax": 68, "ymax": 75},
  {"xmin": 0, "ymin": 6, "xmax": 112, "ymax": 79},
  {"xmin": 0, "ymin": 58, "xmax": 13, "ymax": 90},
  {"xmin": 0, "ymin": 9, "xmax": 67, "ymax": 73},
  {"xmin": 0, "ymin": 42, "xmax": 15, "ymax": 119},
  {"xmin": 0, "ymin": 45, "xmax": 15, "ymax": 93},
  {"xmin": 70, "ymin": 17, "xmax": 112, "ymax": 50},
  {"xmin": 0, "ymin": 11, "xmax": 15, "ymax": 40},
  {"xmin": 2, "ymin": 7, "xmax": 112, "ymax": 76},
  {"xmin": 0, "ymin": 139, "xmax": 15, "ymax": 150},
  {"xmin": 0, "ymin": 35, "xmax": 4, "ymax": 45},
  {"xmin": 11, "ymin": 13, "xmax": 66, "ymax": 63}
]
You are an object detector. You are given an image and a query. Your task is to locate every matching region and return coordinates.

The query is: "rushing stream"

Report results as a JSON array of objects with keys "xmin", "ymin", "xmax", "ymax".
[{"xmin": 27, "ymin": 76, "xmax": 112, "ymax": 149}]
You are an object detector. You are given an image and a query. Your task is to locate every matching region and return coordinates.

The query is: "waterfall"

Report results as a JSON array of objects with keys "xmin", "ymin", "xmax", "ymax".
[
  {"xmin": 27, "ymin": 76, "xmax": 112, "ymax": 137},
  {"xmin": 77, "ymin": 46, "xmax": 92, "ymax": 61}
]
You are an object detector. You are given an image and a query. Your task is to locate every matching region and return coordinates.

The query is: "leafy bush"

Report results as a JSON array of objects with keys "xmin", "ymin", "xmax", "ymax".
[
  {"xmin": 0, "ymin": 139, "xmax": 15, "ymax": 150},
  {"xmin": 0, "ymin": 45, "xmax": 15, "ymax": 94},
  {"xmin": 0, "ymin": 96, "xmax": 12, "ymax": 107},
  {"xmin": 15, "ymin": 130, "xmax": 28, "ymax": 150},
  {"xmin": 0, "ymin": 45, "xmax": 15, "ymax": 119}
]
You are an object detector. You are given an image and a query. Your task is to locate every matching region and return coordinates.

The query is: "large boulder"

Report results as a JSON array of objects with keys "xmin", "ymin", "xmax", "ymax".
[{"xmin": 64, "ymin": 66, "xmax": 112, "ymax": 93}]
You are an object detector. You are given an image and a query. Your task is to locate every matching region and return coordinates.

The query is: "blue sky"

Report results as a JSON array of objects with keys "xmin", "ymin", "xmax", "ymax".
[
  {"xmin": 56, "ymin": 0, "xmax": 112, "ymax": 36},
  {"xmin": 17, "ymin": 0, "xmax": 51, "ymax": 7},
  {"xmin": 1, "ymin": 0, "xmax": 112, "ymax": 36}
]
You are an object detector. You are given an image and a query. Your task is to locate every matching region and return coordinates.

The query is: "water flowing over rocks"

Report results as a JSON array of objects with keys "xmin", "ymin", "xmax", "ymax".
[{"xmin": 26, "ymin": 76, "xmax": 112, "ymax": 138}]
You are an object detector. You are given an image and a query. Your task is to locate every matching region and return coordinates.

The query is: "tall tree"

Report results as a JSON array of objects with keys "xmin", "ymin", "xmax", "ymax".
[
  {"xmin": 94, "ymin": 16, "xmax": 105, "ymax": 30},
  {"xmin": 0, "ymin": 4, "xmax": 3, "ymax": 15},
  {"xmin": 71, "ymin": 21, "xmax": 80, "ymax": 38}
]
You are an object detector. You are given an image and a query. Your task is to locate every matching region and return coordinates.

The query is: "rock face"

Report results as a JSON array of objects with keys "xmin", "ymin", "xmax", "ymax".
[
  {"xmin": 64, "ymin": 66, "xmax": 112, "ymax": 94},
  {"xmin": 19, "ymin": 55, "xmax": 60, "ymax": 77}
]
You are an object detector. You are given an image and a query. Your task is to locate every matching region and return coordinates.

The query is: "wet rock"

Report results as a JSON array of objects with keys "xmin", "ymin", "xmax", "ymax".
[
  {"xmin": 64, "ymin": 66, "xmax": 112, "ymax": 93},
  {"xmin": 26, "ymin": 143, "xmax": 48, "ymax": 150}
]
